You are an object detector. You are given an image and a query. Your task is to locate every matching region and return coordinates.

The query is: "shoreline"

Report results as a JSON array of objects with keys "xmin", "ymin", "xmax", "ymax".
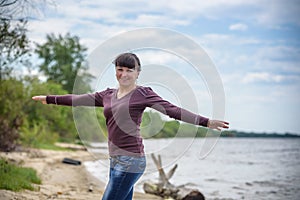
[{"xmin": 0, "ymin": 144, "xmax": 161, "ymax": 200}]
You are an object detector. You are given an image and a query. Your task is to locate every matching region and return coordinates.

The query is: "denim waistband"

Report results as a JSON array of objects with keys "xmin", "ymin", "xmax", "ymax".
[{"xmin": 110, "ymin": 155, "xmax": 146, "ymax": 173}]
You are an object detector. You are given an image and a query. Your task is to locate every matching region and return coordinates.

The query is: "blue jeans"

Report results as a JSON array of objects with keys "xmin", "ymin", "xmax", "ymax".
[{"xmin": 102, "ymin": 155, "xmax": 146, "ymax": 200}]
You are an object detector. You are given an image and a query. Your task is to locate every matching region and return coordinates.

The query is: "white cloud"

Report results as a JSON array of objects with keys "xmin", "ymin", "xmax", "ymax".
[
  {"xmin": 149, "ymin": 0, "xmax": 300, "ymax": 27},
  {"xmin": 242, "ymin": 72, "xmax": 285, "ymax": 83},
  {"xmin": 199, "ymin": 33, "xmax": 261, "ymax": 48},
  {"xmin": 27, "ymin": 0, "xmax": 300, "ymax": 52},
  {"xmin": 229, "ymin": 23, "xmax": 248, "ymax": 31},
  {"xmin": 39, "ymin": 0, "xmax": 300, "ymax": 30},
  {"xmin": 255, "ymin": 0, "xmax": 300, "ymax": 27},
  {"xmin": 197, "ymin": 33, "xmax": 300, "ymax": 78},
  {"xmin": 28, "ymin": 18, "xmax": 72, "ymax": 36},
  {"xmin": 248, "ymin": 45, "xmax": 300, "ymax": 75}
]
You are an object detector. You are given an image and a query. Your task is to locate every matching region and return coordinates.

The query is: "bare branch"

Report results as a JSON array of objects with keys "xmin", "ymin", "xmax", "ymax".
[
  {"xmin": 166, "ymin": 164, "xmax": 178, "ymax": 180},
  {"xmin": 151, "ymin": 153, "xmax": 170, "ymax": 186},
  {"xmin": 0, "ymin": 0, "xmax": 56, "ymax": 21},
  {"xmin": 0, "ymin": 0, "xmax": 18, "ymax": 7}
]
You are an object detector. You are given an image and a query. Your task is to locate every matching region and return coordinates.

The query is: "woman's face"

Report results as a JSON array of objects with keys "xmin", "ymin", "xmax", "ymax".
[{"xmin": 115, "ymin": 66, "xmax": 139, "ymax": 87}]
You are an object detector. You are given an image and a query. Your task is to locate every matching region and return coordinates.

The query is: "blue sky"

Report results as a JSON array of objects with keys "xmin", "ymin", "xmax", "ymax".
[{"xmin": 26, "ymin": 0, "xmax": 300, "ymax": 134}]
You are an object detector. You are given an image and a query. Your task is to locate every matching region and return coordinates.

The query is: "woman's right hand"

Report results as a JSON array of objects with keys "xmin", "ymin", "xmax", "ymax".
[{"xmin": 32, "ymin": 96, "xmax": 47, "ymax": 104}]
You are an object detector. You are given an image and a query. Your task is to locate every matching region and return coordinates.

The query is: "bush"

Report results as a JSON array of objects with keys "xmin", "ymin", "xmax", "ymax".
[
  {"xmin": 0, "ymin": 78, "xmax": 27, "ymax": 151},
  {"xmin": 20, "ymin": 120, "xmax": 59, "ymax": 148},
  {"xmin": 24, "ymin": 78, "xmax": 78, "ymax": 141}
]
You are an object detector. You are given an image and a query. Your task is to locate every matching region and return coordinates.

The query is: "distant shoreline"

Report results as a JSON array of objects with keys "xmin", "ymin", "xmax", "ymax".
[{"xmin": 220, "ymin": 130, "xmax": 300, "ymax": 138}]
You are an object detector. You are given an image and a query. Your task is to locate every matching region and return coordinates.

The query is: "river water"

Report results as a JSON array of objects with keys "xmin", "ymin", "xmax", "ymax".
[{"xmin": 84, "ymin": 138, "xmax": 300, "ymax": 200}]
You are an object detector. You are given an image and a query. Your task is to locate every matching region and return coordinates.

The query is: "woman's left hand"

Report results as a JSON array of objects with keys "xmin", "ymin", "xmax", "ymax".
[{"xmin": 207, "ymin": 120, "xmax": 229, "ymax": 131}]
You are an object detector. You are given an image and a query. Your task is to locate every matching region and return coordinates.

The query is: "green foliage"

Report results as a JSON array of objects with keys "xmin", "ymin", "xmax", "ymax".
[
  {"xmin": 96, "ymin": 108, "xmax": 108, "ymax": 138},
  {"xmin": 72, "ymin": 107, "xmax": 108, "ymax": 144},
  {"xmin": 0, "ymin": 78, "xmax": 28, "ymax": 117},
  {"xmin": 156, "ymin": 120, "xmax": 180, "ymax": 138},
  {"xmin": 0, "ymin": 76, "xmax": 81, "ymax": 151},
  {"xmin": 23, "ymin": 77, "xmax": 78, "ymax": 143},
  {"xmin": 141, "ymin": 111, "xmax": 166, "ymax": 138},
  {"xmin": 35, "ymin": 33, "xmax": 93, "ymax": 93},
  {"xmin": 0, "ymin": 158, "xmax": 41, "ymax": 191},
  {"xmin": 20, "ymin": 120, "xmax": 59, "ymax": 148},
  {"xmin": 196, "ymin": 126, "xmax": 210, "ymax": 137},
  {"xmin": 0, "ymin": 7, "xmax": 98, "ymax": 149},
  {"xmin": 0, "ymin": 78, "xmax": 28, "ymax": 151},
  {"xmin": 175, "ymin": 123, "xmax": 197, "ymax": 137},
  {"xmin": 141, "ymin": 111, "xmax": 208, "ymax": 138}
]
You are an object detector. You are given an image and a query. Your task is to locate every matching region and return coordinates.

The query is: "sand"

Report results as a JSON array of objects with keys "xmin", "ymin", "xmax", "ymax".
[{"xmin": 0, "ymin": 144, "xmax": 162, "ymax": 200}]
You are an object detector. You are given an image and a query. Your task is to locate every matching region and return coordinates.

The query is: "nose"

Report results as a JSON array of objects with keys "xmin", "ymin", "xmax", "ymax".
[{"xmin": 120, "ymin": 71, "xmax": 128, "ymax": 77}]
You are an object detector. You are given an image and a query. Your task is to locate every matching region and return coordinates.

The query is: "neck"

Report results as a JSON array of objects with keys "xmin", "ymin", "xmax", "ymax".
[{"xmin": 118, "ymin": 84, "xmax": 137, "ymax": 93}]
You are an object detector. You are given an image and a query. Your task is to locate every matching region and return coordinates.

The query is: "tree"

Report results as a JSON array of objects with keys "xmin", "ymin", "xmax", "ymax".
[
  {"xmin": 0, "ymin": 0, "xmax": 56, "ymax": 151},
  {"xmin": 0, "ymin": 0, "xmax": 31, "ymax": 80},
  {"xmin": 35, "ymin": 33, "xmax": 94, "ymax": 93},
  {"xmin": 0, "ymin": 0, "xmax": 33, "ymax": 150},
  {"xmin": 21, "ymin": 77, "xmax": 78, "ymax": 146},
  {"xmin": 0, "ymin": 0, "xmax": 54, "ymax": 79}
]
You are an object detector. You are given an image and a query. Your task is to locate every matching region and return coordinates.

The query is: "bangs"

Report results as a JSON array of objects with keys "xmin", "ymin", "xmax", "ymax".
[
  {"xmin": 113, "ymin": 53, "xmax": 141, "ymax": 71},
  {"xmin": 114, "ymin": 54, "xmax": 136, "ymax": 69}
]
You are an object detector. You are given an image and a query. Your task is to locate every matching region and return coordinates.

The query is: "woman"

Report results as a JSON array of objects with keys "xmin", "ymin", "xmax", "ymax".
[{"xmin": 32, "ymin": 52, "xmax": 229, "ymax": 200}]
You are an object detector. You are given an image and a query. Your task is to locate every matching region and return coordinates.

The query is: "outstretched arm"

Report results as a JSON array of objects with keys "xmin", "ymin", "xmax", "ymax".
[
  {"xmin": 142, "ymin": 87, "xmax": 230, "ymax": 131},
  {"xmin": 32, "ymin": 93, "xmax": 104, "ymax": 107}
]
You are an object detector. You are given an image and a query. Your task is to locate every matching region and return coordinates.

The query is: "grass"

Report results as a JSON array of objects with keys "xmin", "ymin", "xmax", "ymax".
[{"xmin": 0, "ymin": 158, "xmax": 41, "ymax": 191}]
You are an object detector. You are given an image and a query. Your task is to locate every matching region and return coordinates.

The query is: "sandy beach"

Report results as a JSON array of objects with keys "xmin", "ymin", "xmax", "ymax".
[{"xmin": 0, "ymin": 144, "xmax": 162, "ymax": 200}]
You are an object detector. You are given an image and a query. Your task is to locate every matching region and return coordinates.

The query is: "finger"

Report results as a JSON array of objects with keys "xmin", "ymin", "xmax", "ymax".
[
  {"xmin": 218, "ymin": 121, "xmax": 229, "ymax": 125},
  {"xmin": 32, "ymin": 96, "xmax": 46, "ymax": 102},
  {"xmin": 223, "ymin": 124, "xmax": 229, "ymax": 129},
  {"xmin": 32, "ymin": 96, "xmax": 39, "ymax": 100},
  {"xmin": 32, "ymin": 96, "xmax": 44, "ymax": 100}
]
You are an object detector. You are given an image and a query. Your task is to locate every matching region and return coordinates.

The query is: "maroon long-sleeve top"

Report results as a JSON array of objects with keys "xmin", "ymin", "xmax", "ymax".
[{"xmin": 46, "ymin": 86, "xmax": 209, "ymax": 156}]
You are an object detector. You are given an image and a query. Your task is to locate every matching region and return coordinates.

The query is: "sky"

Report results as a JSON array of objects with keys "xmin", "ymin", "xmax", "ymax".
[{"xmin": 24, "ymin": 0, "xmax": 300, "ymax": 134}]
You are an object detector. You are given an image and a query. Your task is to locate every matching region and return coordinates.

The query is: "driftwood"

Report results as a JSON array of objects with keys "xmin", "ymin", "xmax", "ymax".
[{"xmin": 143, "ymin": 153, "xmax": 205, "ymax": 200}]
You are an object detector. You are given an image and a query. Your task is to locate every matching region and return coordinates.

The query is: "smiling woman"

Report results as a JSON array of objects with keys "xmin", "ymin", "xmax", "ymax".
[{"xmin": 32, "ymin": 52, "xmax": 229, "ymax": 200}]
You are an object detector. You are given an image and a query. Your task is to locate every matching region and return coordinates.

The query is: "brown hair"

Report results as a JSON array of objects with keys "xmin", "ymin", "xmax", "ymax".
[{"xmin": 113, "ymin": 53, "xmax": 141, "ymax": 72}]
